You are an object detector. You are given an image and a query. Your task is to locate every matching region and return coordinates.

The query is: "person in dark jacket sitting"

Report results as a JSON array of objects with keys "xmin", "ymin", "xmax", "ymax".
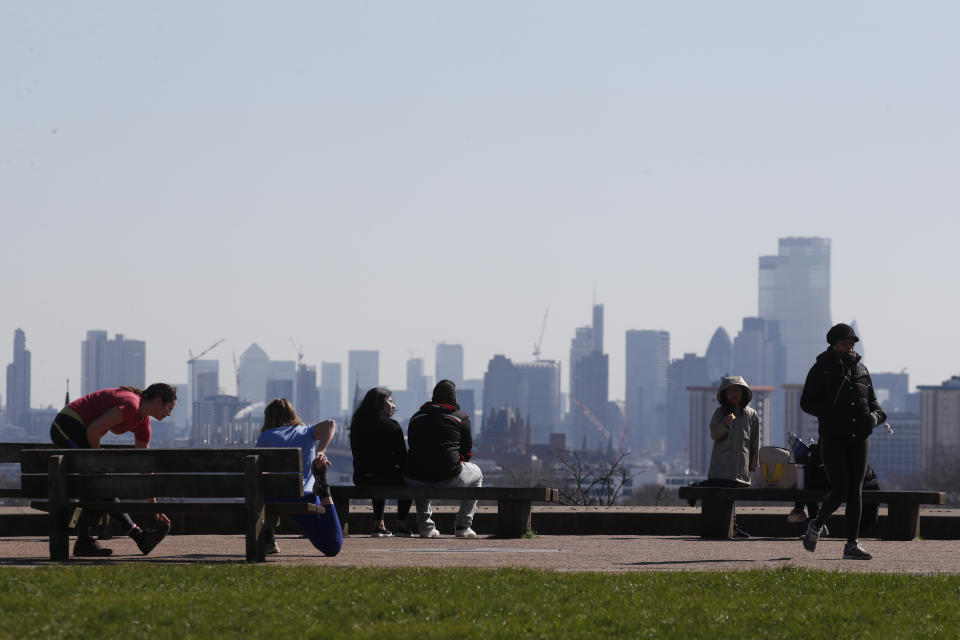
[
  {"xmin": 404, "ymin": 380, "xmax": 482, "ymax": 538},
  {"xmin": 800, "ymin": 323, "xmax": 887, "ymax": 560},
  {"xmin": 350, "ymin": 387, "xmax": 412, "ymax": 537}
]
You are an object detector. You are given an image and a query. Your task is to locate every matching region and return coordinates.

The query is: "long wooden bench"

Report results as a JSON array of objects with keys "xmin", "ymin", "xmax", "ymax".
[
  {"xmin": 19, "ymin": 448, "xmax": 322, "ymax": 562},
  {"xmin": 331, "ymin": 485, "xmax": 559, "ymax": 538},
  {"xmin": 677, "ymin": 486, "xmax": 947, "ymax": 541}
]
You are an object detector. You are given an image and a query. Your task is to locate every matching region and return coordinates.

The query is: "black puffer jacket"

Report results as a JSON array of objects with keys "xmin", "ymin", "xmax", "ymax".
[
  {"xmin": 404, "ymin": 402, "xmax": 473, "ymax": 482},
  {"xmin": 800, "ymin": 348, "xmax": 887, "ymax": 441}
]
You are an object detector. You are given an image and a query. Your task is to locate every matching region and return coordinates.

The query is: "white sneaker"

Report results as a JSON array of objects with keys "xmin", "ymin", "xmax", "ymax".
[
  {"xmin": 420, "ymin": 529, "xmax": 440, "ymax": 539},
  {"xmin": 455, "ymin": 527, "xmax": 477, "ymax": 539}
]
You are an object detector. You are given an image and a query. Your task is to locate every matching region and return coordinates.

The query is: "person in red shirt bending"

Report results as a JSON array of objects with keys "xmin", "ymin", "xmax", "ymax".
[{"xmin": 50, "ymin": 383, "xmax": 177, "ymax": 557}]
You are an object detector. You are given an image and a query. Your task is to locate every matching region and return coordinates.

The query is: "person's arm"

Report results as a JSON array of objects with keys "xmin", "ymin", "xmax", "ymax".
[
  {"xmin": 865, "ymin": 372, "xmax": 887, "ymax": 428},
  {"xmin": 459, "ymin": 414, "xmax": 473, "ymax": 462},
  {"xmin": 135, "ymin": 435, "xmax": 171, "ymax": 524},
  {"xmin": 709, "ymin": 411, "xmax": 730, "ymax": 441},
  {"xmin": 312, "ymin": 419, "xmax": 336, "ymax": 466},
  {"xmin": 800, "ymin": 364, "xmax": 826, "ymax": 417},
  {"xmin": 85, "ymin": 408, "xmax": 126, "ymax": 449}
]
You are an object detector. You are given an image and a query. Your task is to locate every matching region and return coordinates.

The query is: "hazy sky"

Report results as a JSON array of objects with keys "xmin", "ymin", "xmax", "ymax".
[{"xmin": 2, "ymin": 2, "xmax": 958, "ymax": 409}]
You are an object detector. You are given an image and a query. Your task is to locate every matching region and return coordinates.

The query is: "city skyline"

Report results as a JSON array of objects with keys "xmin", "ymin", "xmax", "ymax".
[{"xmin": 3, "ymin": 4, "xmax": 958, "ymax": 408}]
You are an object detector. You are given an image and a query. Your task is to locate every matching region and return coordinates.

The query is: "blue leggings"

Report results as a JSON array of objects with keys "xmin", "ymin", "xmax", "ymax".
[{"xmin": 276, "ymin": 494, "xmax": 343, "ymax": 557}]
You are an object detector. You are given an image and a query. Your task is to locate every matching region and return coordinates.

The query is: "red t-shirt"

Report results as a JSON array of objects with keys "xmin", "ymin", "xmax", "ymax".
[{"xmin": 69, "ymin": 388, "xmax": 151, "ymax": 443}]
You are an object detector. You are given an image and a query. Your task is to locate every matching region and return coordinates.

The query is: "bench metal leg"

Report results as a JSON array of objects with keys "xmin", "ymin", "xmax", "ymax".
[
  {"xmin": 885, "ymin": 503, "xmax": 920, "ymax": 541},
  {"xmin": 700, "ymin": 499, "xmax": 735, "ymax": 539},
  {"xmin": 496, "ymin": 501, "xmax": 532, "ymax": 538}
]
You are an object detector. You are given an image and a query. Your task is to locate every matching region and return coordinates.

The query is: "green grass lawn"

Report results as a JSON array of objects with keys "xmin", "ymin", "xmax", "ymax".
[{"xmin": 1, "ymin": 566, "xmax": 958, "ymax": 639}]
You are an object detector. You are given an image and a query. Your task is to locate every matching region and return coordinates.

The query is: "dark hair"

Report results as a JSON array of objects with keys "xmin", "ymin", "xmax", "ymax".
[
  {"xmin": 432, "ymin": 379, "xmax": 457, "ymax": 403},
  {"xmin": 350, "ymin": 387, "xmax": 392, "ymax": 428},
  {"xmin": 119, "ymin": 383, "xmax": 177, "ymax": 404},
  {"xmin": 262, "ymin": 398, "xmax": 306, "ymax": 432}
]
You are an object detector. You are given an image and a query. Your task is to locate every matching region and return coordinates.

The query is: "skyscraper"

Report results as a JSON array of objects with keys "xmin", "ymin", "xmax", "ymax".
[
  {"xmin": 187, "ymin": 359, "xmax": 218, "ymax": 429},
  {"xmin": 705, "ymin": 327, "xmax": 733, "ymax": 384},
  {"xmin": 80, "ymin": 331, "xmax": 146, "ymax": 395},
  {"xmin": 237, "ymin": 343, "xmax": 270, "ymax": 404},
  {"xmin": 758, "ymin": 237, "xmax": 831, "ymax": 382},
  {"xmin": 481, "ymin": 355, "xmax": 560, "ymax": 445},
  {"xmin": 318, "ymin": 362, "xmax": 342, "ymax": 418},
  {"xmin": 918, "ymin": 376, "xmax": 960, "ymax": 470},
  {"xmin": 406, "ymin": 357, "xmax": 428, "ymax": 401},
  {"xmin": 666, "ymin": 353, "xmax": 709, "ymax": 459},
  {"xmin": 348, "ymin": 350, "xmax": 379, "ymax": 410},
  {"xmin": 296, "ymin": 364, "xmax": 318, "ymax": 423},
  {"xmin": 625, "ymin": 330, "xmax": 670, "ymax": 454},
  {"xmin": 435, "ymin": 343, "xmax": 464, "ymax": 387},
  {"xmin": 5, "ymin": 329, "xmax": 31, "ymax": 427},
  {"xmin": 569, "ymin": 304, "xmax": 609, "ymax": 451}
]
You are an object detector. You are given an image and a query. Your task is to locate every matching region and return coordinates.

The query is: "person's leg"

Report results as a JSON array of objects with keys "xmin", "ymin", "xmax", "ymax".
[
  {"xmin": 404, "ymin": 475, "xmax": 436, "ymax": 536},
  {"xmin": 844, "ymin": 438, "xmax": 869, "ymax": 543},
  {"xmin": 291, "ymin": 494, "xmax": 343, "ymax": 557},
  {"xmin": 451, "ymin": 462, "xmax": 483, "ymax": 532},
  {"xmin": 814, "ymin": 439, "xmax": 850, "ymax": 530},
  {"xmin": 371, "ymin": 499, "xmax": 386, "ymax": 523}
]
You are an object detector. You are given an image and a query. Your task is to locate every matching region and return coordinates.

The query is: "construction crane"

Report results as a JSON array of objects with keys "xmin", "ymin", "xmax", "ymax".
[
  {"xmin": 569, "ymin": 396, "xmax": 612, "ymax": 442},
  {"xmin": 289, "ymin": 337, "xmax": 304, "ymax": 367},
  {"xmin": 187, "ymin": 338, "xmax": 224, "ymax": 365},
  {"xmin": 532, "ymin": 310, "xmax": 549, "ymax": 360}
]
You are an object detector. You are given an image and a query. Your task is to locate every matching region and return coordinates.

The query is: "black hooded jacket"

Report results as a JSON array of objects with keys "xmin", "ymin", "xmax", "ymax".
[
  {"xmin": 404, "ymin": 402, "xmax": 473, "ymax": 482},
  {"xmin": 350, "ymin": 416, "xmax": 407, "ymax": 484},
  {"xmin": 800, "ymin": 348, "xmax": 887, "ymax": 441}
]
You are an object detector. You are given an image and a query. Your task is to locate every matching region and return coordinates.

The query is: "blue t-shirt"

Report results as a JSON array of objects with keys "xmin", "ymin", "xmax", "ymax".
[{"xmin": 256, "ymin": 424, "xmax": 316, "ymax": 493}]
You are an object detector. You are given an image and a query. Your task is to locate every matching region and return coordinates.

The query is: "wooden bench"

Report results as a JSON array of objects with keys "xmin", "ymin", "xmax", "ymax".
[
  {"xmin": 677, "ymin": 486, "xmax": 947, "ymax": 541},
  {"xmin": 19, "ymin": 447, "xmax": 322, "ymax": 562},
  {"xmin": 331, "ymin": 486, "xmax": 559, "ymax": 538}
]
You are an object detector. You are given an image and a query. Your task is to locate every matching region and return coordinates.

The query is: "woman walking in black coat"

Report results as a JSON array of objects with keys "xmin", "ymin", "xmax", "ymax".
[{"xmin": 800, "ymin": 323, "xmax": 886, "ymax": 560}]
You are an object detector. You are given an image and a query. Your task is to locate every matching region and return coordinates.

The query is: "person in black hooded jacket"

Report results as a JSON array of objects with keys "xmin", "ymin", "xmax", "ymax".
[
  {"xmin": 404, "ymin": 380, "xmax": 482, "ymax": 538},
  {"xmin": 799, "ymin": 323, "xmax": 887, "ymax": 560}
]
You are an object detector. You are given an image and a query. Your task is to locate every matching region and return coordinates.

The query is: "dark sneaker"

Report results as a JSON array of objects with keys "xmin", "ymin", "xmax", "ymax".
[
  {"xmin": 312, "ymin": 460, "xmax": 331, "ymax": 500},
  {"xmin": 371, "ymin": 526, "xmax": 393, "ymax": 538},
  {"xmin": 136, "ymin": 522, "xmax": 171, "ymax": 556},
  {"xmin": 802, "ymin": 519, "xmax": 822, "ymax": 552},
  {"xmin": 843, "ymin": 541, "xmax": 873, "ymax": 560},
  {"xmin": 74, "ymin": 536, "xmax": 112, "ymax": 557},
  {"xmin": 394, "ymin": 524, "xmax": 413, "ymax": 538}
]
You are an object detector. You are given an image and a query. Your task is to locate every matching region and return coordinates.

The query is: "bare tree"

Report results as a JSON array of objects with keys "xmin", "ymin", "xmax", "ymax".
[{"xmin": 553, "ymin": 450, "xmax": 632, "ymax": 506}]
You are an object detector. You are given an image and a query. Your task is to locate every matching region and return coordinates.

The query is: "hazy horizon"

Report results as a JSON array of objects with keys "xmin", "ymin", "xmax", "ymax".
[{"xmin": 3, "ymin": 2, "xmax": 958, "ymax": 408}]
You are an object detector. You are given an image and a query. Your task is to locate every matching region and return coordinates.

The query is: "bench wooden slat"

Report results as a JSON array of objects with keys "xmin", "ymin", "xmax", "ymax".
[
  {"xmin": 677, "ymin": 487, "xmax": 946, "ymax": 505},
  {"xmin": 20, "ymin": 472, "xmax": 305, "ymax": 499},
  {"xmin": 19, "ymin": 448, "xmax": 303, "ymax": 474},
  {"xmin": 29, "ymin": 500, "xmax": 324, "ymax": 515},
  {"xmin": 330, "ymin": 486, "xmax": 558, "ymax": 501},
  {"xmin": 1, "ymin": 442, "xmax": 134, "ymax": 464}
]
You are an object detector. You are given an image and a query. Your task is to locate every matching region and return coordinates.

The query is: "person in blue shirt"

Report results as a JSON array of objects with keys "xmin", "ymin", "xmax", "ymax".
[{"xmin": 256, "ymin": 398, "xmax": 342, "ymax": 556}]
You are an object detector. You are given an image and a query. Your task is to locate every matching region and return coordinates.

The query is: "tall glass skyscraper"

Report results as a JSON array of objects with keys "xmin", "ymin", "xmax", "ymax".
[{"xmin": 758, "ymin": 237, "xmax": 831, "ymax": 382}]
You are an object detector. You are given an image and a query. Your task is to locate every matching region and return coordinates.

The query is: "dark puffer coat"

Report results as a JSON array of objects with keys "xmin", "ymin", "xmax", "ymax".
[{"xmin": 800, "ymin": 348, "xmax": 887, "ymax": 441}]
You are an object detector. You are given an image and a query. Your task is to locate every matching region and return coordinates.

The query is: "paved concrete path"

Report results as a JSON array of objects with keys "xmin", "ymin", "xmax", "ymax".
[{"xmin": 2, "ymin": 533, "xmax": 957, "ymax": 573}]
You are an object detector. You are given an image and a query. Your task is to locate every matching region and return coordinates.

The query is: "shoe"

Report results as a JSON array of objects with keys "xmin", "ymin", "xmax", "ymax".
[
  {"xmin": 420, "ymin": 529, "xmax": 440, "ymax": 539},
  {"xmin": 74, "ymin": 536, "xmax": 112, "ymax": 557},
  {"xmin": 455, "ymin": 527, "xmax": 478, "ymax": 539},
  {"xmin": 372, "ymin": 526, "xmax": 393, "ymax": 538},
  {"xmin": 733, "ymin": 526, "xmax": 751, "ymax": 539},
  {"xmin": 311, "ymin": 460, "xmax": 331, "ymax": 500},
  {"xmin": 802, "ymin": 519, "xmax": 822, "ymax": 553},
  {"xmin": 394, "ymin": 524, "xmax": 413, "ymax": 538},
  {"xmin": 265, "ymin": 540, "xmax": 280, "ymax": 555},
  {"xmin": 843, "ymin": 541, "xmax": 873, "ymax": 560},
  {"xmin": 136, "ymin": 521, "xmax": 171, "ymax": 556},
  {"xmin": 787, "ymin": 508, "xmax": 807, "ymax": 523}
]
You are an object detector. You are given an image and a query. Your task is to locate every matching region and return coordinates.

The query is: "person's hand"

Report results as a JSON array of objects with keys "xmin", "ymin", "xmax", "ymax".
[
  {"xmin": 314, "ymin": 451, "xmax": 331, "ymax": 468},
  {"xmin": 156, "ymin": 512, "xmax": 171, "ymax": 525},
  {"xmin": 724, "ymin": 413, "xmax": 735, "ymax": 427}
]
